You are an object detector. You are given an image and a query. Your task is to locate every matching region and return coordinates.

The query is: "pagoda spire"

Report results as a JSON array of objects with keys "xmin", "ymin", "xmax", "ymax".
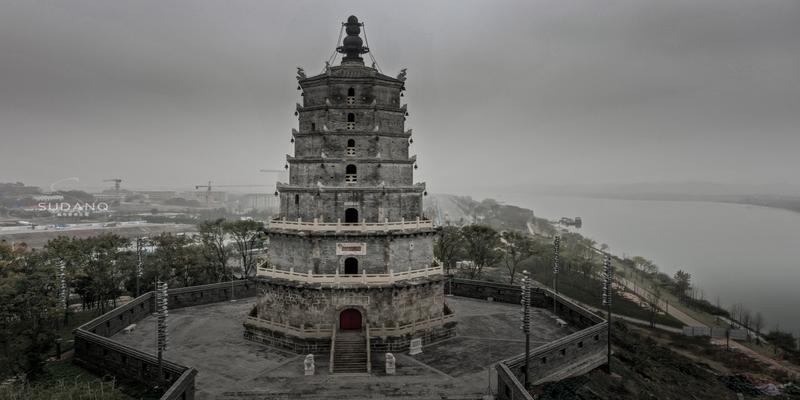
[{"xmin": 336, "ymin": 15, "xmax": 370, "ymax": 65}]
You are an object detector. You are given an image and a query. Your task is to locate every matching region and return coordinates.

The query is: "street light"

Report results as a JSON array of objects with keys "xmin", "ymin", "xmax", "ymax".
[
  {"xmin": 553, "ymin": 235, "xmax": 560, "ymax": 314},
  {"xmin": 519, "ymin": 271, "xmax": 532, "ymax": 388},
  {"xmin": 156, "ymin": 280, "xmax": 168, "ymax": 384},
  {"xmin": 57, "ymin": 259, "xmax": 68, "ymax": 324},
  {"xmin": 136, "ymin": 237, "xmax": 145, "ymax": 297},
  {"xmin": 602, "ymin": 253, "xmax": 613, "ymax": 373}
]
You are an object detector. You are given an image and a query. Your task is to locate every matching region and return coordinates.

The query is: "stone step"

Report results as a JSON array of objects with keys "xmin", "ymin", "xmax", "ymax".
[{"xmin": 332, "ymin": 331, "xmax": 368, "ymax": 375}]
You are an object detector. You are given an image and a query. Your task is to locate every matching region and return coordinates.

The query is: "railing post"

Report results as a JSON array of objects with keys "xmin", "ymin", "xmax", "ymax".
[
  {"xmin": 416, "ymin": 216, "xmax": 420, "ymax": 228},
  {"xmin": 362, "ymin": 269, "xmax": 367, "ymax": 284}
]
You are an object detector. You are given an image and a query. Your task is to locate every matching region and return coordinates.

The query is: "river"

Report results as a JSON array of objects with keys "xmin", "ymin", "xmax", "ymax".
[{"xmin": 486, "ymin": 192, "xmax": 800, "ymax": 334}]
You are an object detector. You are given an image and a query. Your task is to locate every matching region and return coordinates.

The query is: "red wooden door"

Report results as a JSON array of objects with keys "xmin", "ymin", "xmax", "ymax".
[{"xmin": 339, "ymin": 309, "xmax": 362, "ymax": 330}]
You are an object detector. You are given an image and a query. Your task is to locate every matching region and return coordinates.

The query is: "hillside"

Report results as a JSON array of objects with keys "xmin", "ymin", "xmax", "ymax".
[{"xmin": 538, "ymin": 323, "xmax": 800, "ymax": 399}]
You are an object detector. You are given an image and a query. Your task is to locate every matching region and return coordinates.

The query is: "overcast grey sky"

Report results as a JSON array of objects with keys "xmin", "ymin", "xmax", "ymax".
[{"xmin": 1, "ymin": 0, "xmax": 798, "ymax": 195}]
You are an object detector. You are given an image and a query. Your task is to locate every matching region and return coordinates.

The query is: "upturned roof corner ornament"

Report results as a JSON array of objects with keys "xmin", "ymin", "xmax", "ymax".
[
  {"xmin": 296, "ymin": 67, "xmax": 306, "ymax": 80},
  {"xmin": 397, "ymin": 68, "xmax": 407, "ymax": 81}
]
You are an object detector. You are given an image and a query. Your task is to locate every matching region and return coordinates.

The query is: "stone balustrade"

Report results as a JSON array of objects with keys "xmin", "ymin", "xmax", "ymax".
[
  {"xmin": 243, "ymin": 313, "xmax": 455, "ymax": 340},
  {"xmin": 268, "ymin": 217, "xmax": 434, "ymax": 232},
  {"xmin": 256, "ymin": 263, "xmax": 444, "ymax": 286},
  {"xmin": 244, "ymin": 317, "xmax": 335, "ymax": 339},
  {"xmin": 369, "ymin": 313, "xmax": 456, "ymax": 337}
]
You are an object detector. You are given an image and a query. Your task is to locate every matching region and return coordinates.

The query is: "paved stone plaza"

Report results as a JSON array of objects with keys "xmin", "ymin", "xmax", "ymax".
[{"xmin": 113, "ymin": 296, "xmax": 574, "ymax": 399}]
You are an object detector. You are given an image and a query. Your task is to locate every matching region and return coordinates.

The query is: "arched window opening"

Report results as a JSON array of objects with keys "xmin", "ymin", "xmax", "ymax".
[
  {"xmin": 345, "ymin": 164, "xmax": 357, "ymax": 183},
  {"xmin": 346, "ymin": 113, "xmax": 355, "ymax": 130},
  {"xmin": 346, "ymin": 139, "xmax": 356, "ymax": 156},
  {"xmin": 344, "ymin": 257, "xmax": 358, "ymax": 274},
  {"xmin": 345, "ymin": 208, "xmax": 359, "ymax": 223},
  {"xmin": 294, "ymin": 194, "xmax": 299, "ymax": 205},
  {"xmin": 346, "ymin": 87, "xmax": 355, "ymax": 105},
  {"xmin": 311, "ymin": 122, "xmax": 316, "ymax": 131}
]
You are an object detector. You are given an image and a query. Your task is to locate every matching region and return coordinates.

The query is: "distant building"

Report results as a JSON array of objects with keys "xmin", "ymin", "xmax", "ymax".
[
  {"xmin": 137, "ymin": 190, "xmax": 178, "ymax": 202},
  {"xmin": 32, "ymin": 194, "xmax": 64, "ymax": 202},
  {"xmin": 180, "ymin": 190, "xmax": 227, "ymax": 203}
]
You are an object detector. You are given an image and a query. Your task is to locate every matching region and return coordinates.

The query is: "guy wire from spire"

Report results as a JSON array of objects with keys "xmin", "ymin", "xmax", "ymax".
[
  {"xmin": 322, "ymin": 24, "xmax": 345, "ymax": 73},
  {"xmin": 362, "ymin": 22, "xmax": 382, "ymax": 72}
]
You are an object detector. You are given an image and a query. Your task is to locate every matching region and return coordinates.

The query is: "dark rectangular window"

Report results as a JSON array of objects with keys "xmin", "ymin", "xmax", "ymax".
[
  {"xmin": 560, "ymin": 348, "xmax": 566, "ymax": 356},
  {"xmin": 541, "ymin": 356, "xmax": 547, "ymax": 364}
]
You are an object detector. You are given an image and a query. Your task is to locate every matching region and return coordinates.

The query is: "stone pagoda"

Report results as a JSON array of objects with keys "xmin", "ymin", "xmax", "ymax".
[{"xmin": 244, "ymin": 16, "xmax": 455, "ymax": 374}]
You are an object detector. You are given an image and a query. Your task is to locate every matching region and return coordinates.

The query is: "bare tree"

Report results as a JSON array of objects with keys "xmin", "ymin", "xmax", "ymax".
[
  {"xmin": 460, "ymin": 225, "xmax": 502, "ymax": 279},
  {"xmin": 198, "ymin": 218, "xmax": 231, "ymax": 282},
  {"xmin": 645, "ymin": 285, "xmax": 662, "ymax": 328},
  {"xmin": 224, "ymin": 220, "xmax": 265, "ymax": 278},
  {"xmin": 435, "ymin": 226, "xmax": 465, "ymax": 276},
  {"xmin": 500, "ymin": 231, "xmax": 535, "ymax": 285},
  {"xmin": 754, "ymin": 312, "xmax": 765, "ymax": 343}
]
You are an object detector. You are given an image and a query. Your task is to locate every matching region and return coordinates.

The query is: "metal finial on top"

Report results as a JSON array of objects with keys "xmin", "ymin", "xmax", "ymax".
[{"xmin": 336, "ymin": 15, "xmax": 370, "ymax": 64}]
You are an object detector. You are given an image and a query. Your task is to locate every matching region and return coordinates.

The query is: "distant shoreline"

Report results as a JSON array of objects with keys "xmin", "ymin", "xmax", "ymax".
[{"xmin": 518, "ymin": 192, "xmax": 800, "ymax": 215}]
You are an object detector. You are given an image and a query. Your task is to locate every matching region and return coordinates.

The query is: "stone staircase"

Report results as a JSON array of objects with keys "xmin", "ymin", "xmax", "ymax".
[{"xmin": 332, "ymin": 331, "xmax": 368, "ymax": 373}]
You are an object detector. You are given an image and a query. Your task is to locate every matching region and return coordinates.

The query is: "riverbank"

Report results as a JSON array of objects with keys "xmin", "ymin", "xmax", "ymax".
[{"xmin": 475, "ymin": 192, "xmax": 800, "ymax": 335}]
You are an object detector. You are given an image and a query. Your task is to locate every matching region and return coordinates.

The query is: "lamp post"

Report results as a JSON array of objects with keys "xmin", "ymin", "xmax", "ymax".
[
  {"xmin": 155, "ymin": 280, "xmax": 168, "ymax": 384},
  {"xmin": 136, "ymin": 237, "xmax": 144, "ymax": 297},
  {"xmin": 602, "ymin": 253, "xmax": 613, "ymax": 373},
  {"xmin": 520, "ymin": 271, "xmax": 532, "ymax": 388},
  {"xmin": 553, "ymin": 235, "xmax": 560, "ymax": 314},
  {"xmin": 58, "ymin": 259, "xmax": 68, "ymax": 324}
]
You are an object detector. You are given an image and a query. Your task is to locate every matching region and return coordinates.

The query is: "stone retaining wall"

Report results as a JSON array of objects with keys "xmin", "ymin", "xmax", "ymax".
[{"xmin": 73, "ymin": 278, "xmax": 604, "ymax": 400}]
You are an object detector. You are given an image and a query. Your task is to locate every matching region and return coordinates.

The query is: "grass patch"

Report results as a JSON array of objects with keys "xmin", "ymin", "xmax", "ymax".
[{"xmin": 0, "ymin": 359, "xmax": 145, "ymax": 400}]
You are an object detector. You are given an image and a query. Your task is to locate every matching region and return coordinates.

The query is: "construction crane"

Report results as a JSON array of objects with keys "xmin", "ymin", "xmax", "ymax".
[
  {"xmin": 194, "ymin": 181, "xmax": 271, "ymax": 204},
  {"xmin": 103, "ymin": 178, "xmax": 122, "ymax": 193}
]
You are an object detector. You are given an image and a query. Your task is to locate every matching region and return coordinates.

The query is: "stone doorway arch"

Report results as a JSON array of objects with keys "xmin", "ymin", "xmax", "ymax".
[
  {"xmin": 339, "ymin": 308, "xmax": 362, "ymax": 330},
  {"xmin": 344, "ymin": 257, "xmax": 358, "ymax": 274},
  {"xmin": 345, "ymin": 208, "xmax": 359, "ymax": 223}
]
